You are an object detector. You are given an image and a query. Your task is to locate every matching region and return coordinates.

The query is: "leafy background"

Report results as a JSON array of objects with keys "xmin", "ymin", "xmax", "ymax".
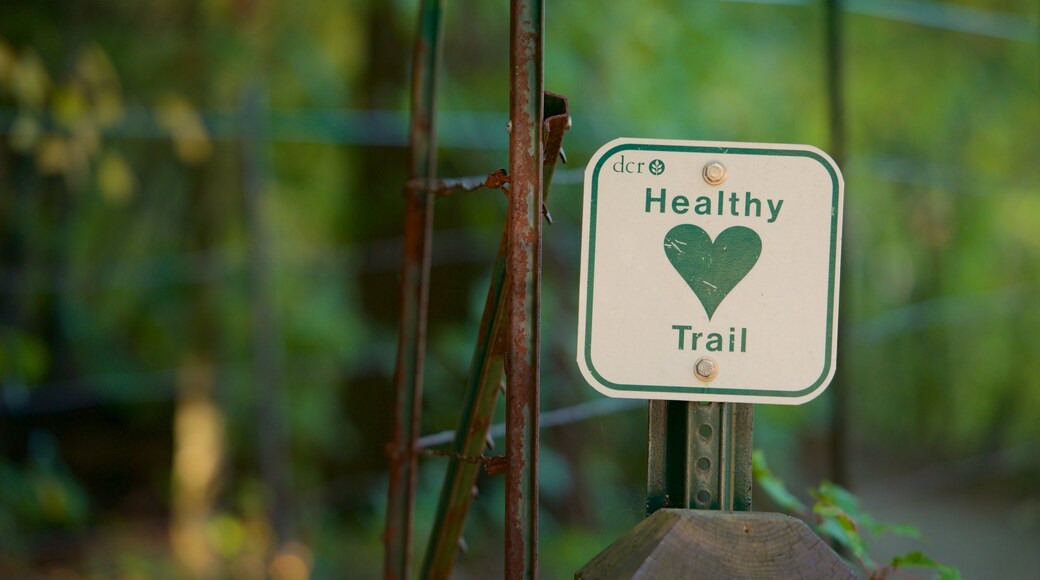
[{"xmin": 1, "ymin": 0, "xmax": 1038, "ymax": 578}]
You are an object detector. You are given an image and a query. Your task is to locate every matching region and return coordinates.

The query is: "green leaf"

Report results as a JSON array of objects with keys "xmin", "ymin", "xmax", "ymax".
[
  {"xmin": 812, "ymin": 481, "xmax": 919, "ymax": 538},
  {"xmin": 812, "ymin": 498, "xmax": 875, "ymax": 568},
  {"xmin": 752, "ymin": 450, "xmax": 807, "ymax": 513},
  {"xmin": 891, "ymin": 551, "xmax": 962, "ymax": 580},
  {"xmin": 817, "ymin": 481, "xmax": 860, "ymax": 513},
  {"xmin": 816, "ymin": 517, "xmax": 871, "ymax": 565}
]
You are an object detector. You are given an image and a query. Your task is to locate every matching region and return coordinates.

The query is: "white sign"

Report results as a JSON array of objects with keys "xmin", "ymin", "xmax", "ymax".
[{"xmin": 576, "ymin": 138, "xmax": 844, "ymax": 405}]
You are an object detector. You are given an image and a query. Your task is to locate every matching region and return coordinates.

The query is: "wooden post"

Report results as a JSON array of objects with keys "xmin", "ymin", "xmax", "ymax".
[{"xmin": 577, "ymin": 510, "xmax": 857, "ymax": 579}]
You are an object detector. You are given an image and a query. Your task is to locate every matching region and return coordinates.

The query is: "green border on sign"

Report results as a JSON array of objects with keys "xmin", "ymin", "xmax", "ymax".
[{"xmin": 583, "ymin": 143, "xmax": 841, "ymax": 398}]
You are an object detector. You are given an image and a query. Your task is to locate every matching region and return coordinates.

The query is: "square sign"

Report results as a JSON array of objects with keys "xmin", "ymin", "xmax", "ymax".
[{"xmin": 576, "ymin": 138, "xmax": 844, "ymax": 405}]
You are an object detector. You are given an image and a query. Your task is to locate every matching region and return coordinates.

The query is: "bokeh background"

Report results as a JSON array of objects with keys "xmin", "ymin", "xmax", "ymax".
[{"xmin": 1, "ymin": 0, "xmax": 1038, "ymax": 578}]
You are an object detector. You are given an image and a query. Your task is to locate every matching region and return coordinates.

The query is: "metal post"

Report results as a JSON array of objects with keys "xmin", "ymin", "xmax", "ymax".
[
  {"xmin": 421, "ymin": 229, "xmax": 508, "ymax": 578},
  {"xmin": 506, "ymin": 0, "xmax": 543, "ymax": 577},
  {"xmin": 385, "ymin": 1, "xmax": 444, "ymax": 578},
  {"xmin": 648, "ymin": 401, "xmax": 752, "ymax": 514},
  {"xmin": 421, "ymin": 93, "xmax": 567, "ymax": 579}
]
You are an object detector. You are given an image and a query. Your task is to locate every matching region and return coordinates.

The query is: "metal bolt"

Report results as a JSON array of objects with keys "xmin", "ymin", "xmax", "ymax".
[
  {"xmin": 695, "ymin": 357, "xmax": 717, "ymax": 381},
  {"xmin": 703, "ymin": 161, "xmax": 727, "ymax": 185}
]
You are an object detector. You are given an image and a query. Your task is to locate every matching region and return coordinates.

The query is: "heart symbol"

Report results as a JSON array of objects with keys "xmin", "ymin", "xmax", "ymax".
[{"xmin": 663, "ymin": 225, "xmax": 762, "ymax": 320}]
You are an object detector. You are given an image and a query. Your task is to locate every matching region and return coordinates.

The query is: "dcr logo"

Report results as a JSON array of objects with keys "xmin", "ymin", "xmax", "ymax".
[{"xmin": 611, "ymin": 155, "xmax": 665, "ymax": 175}]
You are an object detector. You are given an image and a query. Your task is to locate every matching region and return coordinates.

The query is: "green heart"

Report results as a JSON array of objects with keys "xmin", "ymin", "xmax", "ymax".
[{"xmin": 663, "ymin": 225, "xmax": 762, "ymax": 320}]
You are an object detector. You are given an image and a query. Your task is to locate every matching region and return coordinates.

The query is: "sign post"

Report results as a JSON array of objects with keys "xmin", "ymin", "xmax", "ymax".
[{"xmin": 576, "ymin": 138, "xmax": 844, "ymax": 512}]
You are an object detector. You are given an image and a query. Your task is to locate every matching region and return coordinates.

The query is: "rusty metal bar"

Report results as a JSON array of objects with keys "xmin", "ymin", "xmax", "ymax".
[
  {"xmin": 420, "ymin": 92, "xmax": 567, "ymax": 579},
  {"xmin": 404, "ymin": 168, "xmax": 510, "ymax": 198},
  {"xmin": 540, "ymin": 91, "xmax": 570, "ymax": 218},
  {"xmin": 420, "ymin": 228, "xmax": 508, "ymax": 579},
  {"xmin": 385, "ymin": 0, "xmax": 444, "ymax": 577},
  {"xmin": 506, "ymin": 0, "xmax": 543, "ymax": 577}
]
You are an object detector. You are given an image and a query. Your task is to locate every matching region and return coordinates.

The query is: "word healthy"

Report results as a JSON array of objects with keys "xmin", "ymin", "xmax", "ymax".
[{"xmin": 645, "ymin": 188, "xmax": 784, "ymax": 223}]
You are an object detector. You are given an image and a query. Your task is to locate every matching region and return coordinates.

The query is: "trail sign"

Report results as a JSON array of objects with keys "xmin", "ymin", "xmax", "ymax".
[{"xmin": 576, "ymin": 138, "xmax": 844, "ymax": 404}]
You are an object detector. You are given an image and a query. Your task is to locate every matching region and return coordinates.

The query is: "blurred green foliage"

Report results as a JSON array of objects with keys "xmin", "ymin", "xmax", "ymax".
[
  {"xmin": 754, "ymin": 449, "xmax": 961, "ymax": 579},
  {"xmin": 1, "ymin": 0, "xmax": 1038, "ymax": 577}
]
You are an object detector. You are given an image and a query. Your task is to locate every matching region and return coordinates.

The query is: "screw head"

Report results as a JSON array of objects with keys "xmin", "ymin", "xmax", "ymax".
[
  {"xmin": 695, "ymin": 357, "xmax": 718, "ymax": 381},
  {"xmin": 703, "ymin": 161, "xmax": 727, "ymax": 185}
]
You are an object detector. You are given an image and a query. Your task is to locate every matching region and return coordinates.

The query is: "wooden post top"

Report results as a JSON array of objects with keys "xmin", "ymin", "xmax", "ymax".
[{"xmin": 576, "ymin": 509, "xmax": 856, "ymax": 580}]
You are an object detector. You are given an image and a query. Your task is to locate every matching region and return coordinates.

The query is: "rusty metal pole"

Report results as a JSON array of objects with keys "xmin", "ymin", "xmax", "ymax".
[
  {"xmin": 506, "ymin": 0, "xmax": 543, "ymax": 578},
  {"xmin": 421, "ymin": 229, "xmax": 508, "ymax": 579},
  {"xmin": 385, "ymin": 1, "xmax": 444, "ymax": 578}
]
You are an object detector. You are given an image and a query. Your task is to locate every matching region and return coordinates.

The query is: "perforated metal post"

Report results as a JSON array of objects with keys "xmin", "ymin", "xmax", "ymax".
[{"xmin": 648, "ymin": 401, "xmax": 752, "ymax": 514}]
